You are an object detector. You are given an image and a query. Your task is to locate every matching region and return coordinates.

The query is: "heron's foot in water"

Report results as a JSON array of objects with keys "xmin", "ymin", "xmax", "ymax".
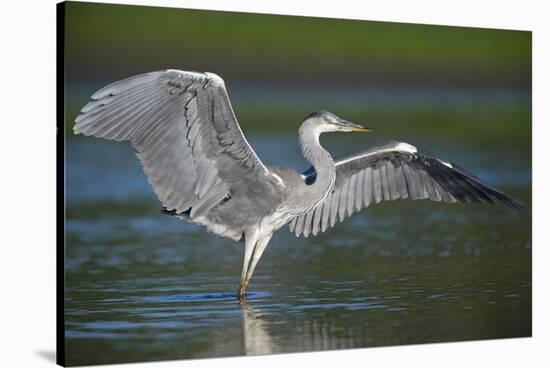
[
  {"xmin": 238, "ymin": 295, "xmax": 250, "ymax": 307},
  {"xmin": 237, "ymin": 287, "xmax": 249, "ymax": 302},
  {"xmin": 238, "ymin": 277, "xmax": 252, "ymax": 301}
]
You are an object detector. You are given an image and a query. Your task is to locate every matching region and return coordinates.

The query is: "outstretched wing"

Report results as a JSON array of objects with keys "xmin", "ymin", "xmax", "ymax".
[
  {"xmin": 74, "ymin": 70, "xmax": 283, "ymax": 218},
  {"xmin": 289, "ymin": 140, "xmax": 522, "ymax": 237}
]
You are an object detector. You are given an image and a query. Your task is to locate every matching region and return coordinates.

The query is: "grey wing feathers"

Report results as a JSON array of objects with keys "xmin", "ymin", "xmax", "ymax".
[
  {"xmin": 290, "ymin": 140, "xmax": 523, "ymax": 238},
  {"xmin": 74, "ymin": 70, "xmax": 278, "ymax": 218}
]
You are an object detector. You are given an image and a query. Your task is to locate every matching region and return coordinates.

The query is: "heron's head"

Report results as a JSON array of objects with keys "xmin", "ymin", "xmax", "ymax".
[{"xmin": 301, "ymin": 110, "xmax": 370, "ymax": 134}]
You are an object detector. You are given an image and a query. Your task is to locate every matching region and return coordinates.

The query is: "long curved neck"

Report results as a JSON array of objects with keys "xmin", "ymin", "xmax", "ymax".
[{"xmin": 298, "ymin": 124, "xmax": 336, "ymax": 210}]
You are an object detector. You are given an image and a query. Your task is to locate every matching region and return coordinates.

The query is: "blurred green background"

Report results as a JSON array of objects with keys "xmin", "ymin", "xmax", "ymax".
[{"xmin": 64, "ymin": 1, "xmax": 531, "ymax": 146}]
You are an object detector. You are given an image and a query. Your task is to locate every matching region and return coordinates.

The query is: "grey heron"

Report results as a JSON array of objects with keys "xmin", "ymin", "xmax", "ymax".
[{"xmin": 74, "ymin": 69, "xmax": 522, "ymax": 300}]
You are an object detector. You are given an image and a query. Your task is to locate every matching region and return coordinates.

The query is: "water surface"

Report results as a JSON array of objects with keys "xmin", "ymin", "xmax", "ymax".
[{"xmin": 65, "ymin": 114, "xmax": 531, "ymax": 366}]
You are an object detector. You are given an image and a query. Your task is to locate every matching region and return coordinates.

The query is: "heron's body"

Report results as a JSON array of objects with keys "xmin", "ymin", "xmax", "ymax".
[
  {"xmin": 168, "ymin": 165, "xmax": 293, "ymax": 242},
  {"xmin": 74, "ymin": 69, "xmax": 522, "ymax": 299}
]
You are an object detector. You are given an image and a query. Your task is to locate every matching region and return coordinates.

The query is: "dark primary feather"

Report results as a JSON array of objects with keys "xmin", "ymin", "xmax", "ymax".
[{"xmin": 290, "ymin": 140, "xmax": 523, "ymax": 237}]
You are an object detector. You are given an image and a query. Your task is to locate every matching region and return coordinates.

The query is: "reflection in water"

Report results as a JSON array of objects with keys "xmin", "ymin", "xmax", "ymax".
[
  {"xmin": 242, "ymin": 302, "xmax": 277, "ymax": 356},
  {"xmin": 242, "ymin": 302, "xmax": 367, "ymax": 355}
]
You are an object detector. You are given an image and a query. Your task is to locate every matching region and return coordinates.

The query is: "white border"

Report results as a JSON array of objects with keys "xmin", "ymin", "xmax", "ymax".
[{"xmin": 1, "ymin": 0, "xmax": 547, "ymax": 367}]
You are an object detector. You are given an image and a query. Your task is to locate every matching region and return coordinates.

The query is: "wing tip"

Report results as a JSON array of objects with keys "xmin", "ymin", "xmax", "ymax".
[
  {"xmin": 204, "ymin": 72, "xmax": 225, "ymax": 87},
  {"xmin": 500, "ymin": 195, "xmax": 526, "ymax": 211}
]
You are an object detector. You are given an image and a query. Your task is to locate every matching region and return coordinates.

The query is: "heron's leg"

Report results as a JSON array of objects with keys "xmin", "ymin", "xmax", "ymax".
[
  {"xmin": 241, "ymin": 235, "xmax": 272, "ymax": 294},
  {"xmin": 239, "ymin": 231, "xmax": 259, "ymax": 299},
  {"xmin": 237, "ymin": 237, "xmax": 256, "ymax": 299},
  {"xmin": 238, "ymin": 233, "xmax": 273, "ymax": 300}
]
